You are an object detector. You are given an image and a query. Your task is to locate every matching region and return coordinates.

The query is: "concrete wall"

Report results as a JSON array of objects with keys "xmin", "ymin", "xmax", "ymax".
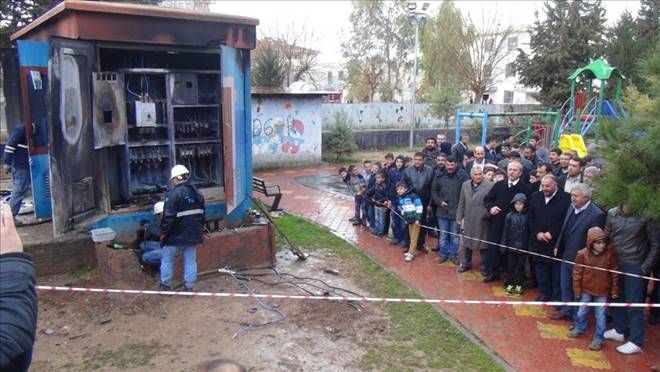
[
  {"xmin": 322, "ymin": 102, "xmax": 442, "ymax": 130},
  {"xmin": 321, "ymin": 103, "xmax": 542, "ymax": 130},
  {"xmin": 324, "ymin": 127, "xmax": 512, "ymax": 150},
  {"xmin": 252, "ymin": 94, "xmax": 323, "ymax": 169}
]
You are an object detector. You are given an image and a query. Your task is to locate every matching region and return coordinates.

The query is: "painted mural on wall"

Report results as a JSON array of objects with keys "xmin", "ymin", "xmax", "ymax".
[
  {"xmin": 321, "ymin": 103, "xmax": 442, "ymax": 130},
  {"xmin": 252, "ymin": 95, "xmax": 322, "ymax": 168},
  {"xmin": 321, "ymin": 103, "xmax": 542, "ymax": 130}
]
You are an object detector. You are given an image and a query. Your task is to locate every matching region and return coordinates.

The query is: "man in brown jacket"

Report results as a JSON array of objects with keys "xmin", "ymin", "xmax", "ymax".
[{"xmin": 568, "ymin": 227, "xmax": 619, "ymax": 351}]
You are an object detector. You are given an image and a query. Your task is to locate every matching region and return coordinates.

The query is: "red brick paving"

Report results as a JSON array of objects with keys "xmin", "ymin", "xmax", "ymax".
[{"xmin": 256, "ymin": 166, "xmax": 659, "ymax": 372}]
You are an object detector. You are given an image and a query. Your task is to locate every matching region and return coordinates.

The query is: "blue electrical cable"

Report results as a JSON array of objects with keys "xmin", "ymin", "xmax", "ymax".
[{"xmin": 227, "ymin": 268, "xmax": 287, "ymax": 339}]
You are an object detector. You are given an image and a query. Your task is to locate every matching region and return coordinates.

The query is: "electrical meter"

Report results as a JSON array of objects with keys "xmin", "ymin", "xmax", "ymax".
[{"xmin": 135, "ymin": 101, "xmax": 157, "ymax": 127}]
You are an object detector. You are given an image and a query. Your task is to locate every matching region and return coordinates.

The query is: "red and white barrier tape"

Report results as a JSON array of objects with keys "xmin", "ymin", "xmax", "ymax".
[
  {"xmin": 387, "ymin": 207, "xmax": 660, "ymax": 282},
  {"xmin": 35, "ymin": 285, "xmax": 659, "ymax": 308}
]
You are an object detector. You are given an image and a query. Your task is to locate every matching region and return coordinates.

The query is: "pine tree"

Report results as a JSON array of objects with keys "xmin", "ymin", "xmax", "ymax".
[
  {"xmin": 605, "ymin": 11, "xmax": 639, "ymax": 85},
  {"xmin": 637, "ymin": 0, "xmax": 659, "ymax": 53},
  {"xmin": 594, "ymin": 42, "xmax": 660, "ymax": 220},
  {"xmin": 251, "ymin": 43, "xmax": 286, "ymax": 88},
  {"xmin": 325, "ymin": 111, "xmax": 358, "ymax": 161},
  {"xmin": 427, "ymin": 84, "xmax": 461, "ymax": 128},
  {"xmin": 1, "ymin": 0, "xmax": 59, "ymax": 47},
  {"xmin": 516, "ymin": 0, "xmax": 607, "ymax": 107}
]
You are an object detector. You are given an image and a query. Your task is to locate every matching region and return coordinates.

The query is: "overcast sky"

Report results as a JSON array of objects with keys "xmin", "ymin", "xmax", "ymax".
[{"xmin": 211, "ymin": 1, "xmax": 641, "ymax": 64}]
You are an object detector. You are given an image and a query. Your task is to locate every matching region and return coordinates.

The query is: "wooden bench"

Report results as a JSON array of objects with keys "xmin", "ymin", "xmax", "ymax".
[{"xmin": 252, "ymin": 177, "xmax": 283, "ymax": 211}]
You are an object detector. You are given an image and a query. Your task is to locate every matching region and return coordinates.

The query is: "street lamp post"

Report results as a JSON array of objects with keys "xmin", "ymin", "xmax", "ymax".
[{"xmin": 408, "ymin": 2, "xmax": 429, "ymax": 150}]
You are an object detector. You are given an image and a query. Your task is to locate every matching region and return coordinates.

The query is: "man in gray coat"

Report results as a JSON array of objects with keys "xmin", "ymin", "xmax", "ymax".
[
  {"xmin": 456, "ymin": 165, "xmax": 494, "ymax": 274},
  {"xmin": 603, "ymin": 205, "xmax": 659, "ymax": 355}
]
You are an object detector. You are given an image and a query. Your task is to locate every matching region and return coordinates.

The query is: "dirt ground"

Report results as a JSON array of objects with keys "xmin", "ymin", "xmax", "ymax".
[{"xmin": 31, "ymin": 249, "xmax": 392, "ymax": 372}]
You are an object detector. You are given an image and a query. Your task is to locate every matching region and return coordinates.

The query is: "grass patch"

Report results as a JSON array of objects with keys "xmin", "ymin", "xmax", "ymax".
[{"xmin": 273, "ymin": 213, "xmax": 503, "ymax": 371}]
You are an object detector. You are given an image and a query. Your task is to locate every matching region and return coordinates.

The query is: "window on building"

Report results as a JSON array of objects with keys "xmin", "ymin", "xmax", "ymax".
[
  {"xmin": 327, "ymin": 71, "xmax": 333, "ymax": 82},
  {"xmin": 484, "ymin": 38, "xmax": 494, "ymax": 52},
  {"xmin": 505, "ymin": 63, "xmax": 516, "ymax": 78},
  {"xmin": 507, "ymin": 36, "xmax": 518, "ymax": 51},
  {"xmin": 503, "ymin": 90, "xmax": 514, "ymax": 104},
  {"xmin": 338, "ymin": 71, "xmax": 344, "ymax": 80}
]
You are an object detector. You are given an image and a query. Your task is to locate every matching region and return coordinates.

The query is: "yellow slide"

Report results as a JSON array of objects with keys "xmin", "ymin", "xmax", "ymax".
[{"xmin": 558, "ymin": 134, "xmax": 588, "ymax": 157}]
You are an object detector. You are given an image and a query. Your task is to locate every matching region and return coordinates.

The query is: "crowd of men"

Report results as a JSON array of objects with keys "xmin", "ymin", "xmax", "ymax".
[{"xmin": 339, "ymin": 132, "xmax": 659, "ymax": 354}]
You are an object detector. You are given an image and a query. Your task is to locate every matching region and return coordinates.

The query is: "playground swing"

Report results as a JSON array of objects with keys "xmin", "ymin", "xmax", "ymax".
[{"xmin": 453, "ymin": 108, "xmax": 560, "ymax": 149}]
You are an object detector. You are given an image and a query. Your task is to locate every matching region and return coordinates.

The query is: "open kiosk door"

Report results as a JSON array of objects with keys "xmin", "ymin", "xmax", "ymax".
[
  {"xmin": 48, "ymin": 39, "xmax": 101, "ymax": 235},
  {"xmin": 16, "ymin": 40, "xmax": 52, "ymax": 219},
  {"xmin": 221, "ymin": 45, "xmax": 252, "ymax": 217}
]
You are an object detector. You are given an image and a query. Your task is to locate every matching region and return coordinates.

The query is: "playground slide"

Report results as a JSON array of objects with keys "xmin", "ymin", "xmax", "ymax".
[
  {"xmin": 558, "ymin": 134, "xmax": 588, "ymax": 158},
  {"xmin": 601, "ymin": 99, "xmax": 620, "ymax": 118}
]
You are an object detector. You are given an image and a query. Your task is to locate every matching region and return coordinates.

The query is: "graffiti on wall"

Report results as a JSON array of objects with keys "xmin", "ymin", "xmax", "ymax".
[
  {"xmin": 322, "ymin": 103, "xmax": 543, "ymax": 130},
  {"xmin": 253, "ymin": 101, "xmax": 306, "ymax": 154},
  {"xmin": 251, "ymin": 96, "xmax": 322, "ymax": 166},
  {"xmin": 321, "ymin": 103, "xmax": 443, "ymax": 130}
]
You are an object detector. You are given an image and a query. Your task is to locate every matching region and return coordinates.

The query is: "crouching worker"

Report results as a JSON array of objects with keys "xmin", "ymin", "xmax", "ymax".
[
  {"xmin": 160, "ymin": 165, "xmax": 205, "ymax": 292},
  {"xmin": 569, "ymin": 227, "xmax": 619, "ymax": 351},
  {"xmin": 138, "ymin": 201, "xmax": 165, "ymax": 269}
]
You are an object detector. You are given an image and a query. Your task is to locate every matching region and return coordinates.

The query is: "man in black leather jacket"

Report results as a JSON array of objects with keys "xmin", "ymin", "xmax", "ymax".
[{"xmin": 0, "ymin": 204, "xmax": 37, "ymax": 372}]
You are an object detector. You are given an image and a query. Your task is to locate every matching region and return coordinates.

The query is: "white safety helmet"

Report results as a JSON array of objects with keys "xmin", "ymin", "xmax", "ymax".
[
  {"xmin": 153, "ymin": 201, "xmax": 164, "ymax": 215},
  {"xmin": 170, "ymin": 164, "xmax": 189, "ymax": 180}
]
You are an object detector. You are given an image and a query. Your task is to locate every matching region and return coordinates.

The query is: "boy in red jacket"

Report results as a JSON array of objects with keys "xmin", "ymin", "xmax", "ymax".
[{"xmin": 568, "ymin": 227, "xmax": 619, "ymax": 350}]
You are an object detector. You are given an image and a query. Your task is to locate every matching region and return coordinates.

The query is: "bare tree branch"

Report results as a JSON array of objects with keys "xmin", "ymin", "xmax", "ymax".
[{"xmin": 261, "ymin": 21, "xmax": 321, "ymax": 88}]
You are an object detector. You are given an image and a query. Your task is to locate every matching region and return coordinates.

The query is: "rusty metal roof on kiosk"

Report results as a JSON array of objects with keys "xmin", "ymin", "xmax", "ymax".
[{"xmin": 11, "ymin": 0, "xmax": 259, "ymax": 48}]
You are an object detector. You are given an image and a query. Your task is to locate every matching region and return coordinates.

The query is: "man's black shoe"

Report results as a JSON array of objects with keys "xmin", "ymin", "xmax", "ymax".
[
  {"xmin": 482, "ymin": 275, "xmax": 500, "ymax": 283},
  {"xmin": 549, "ymin": 312, "xmax": 573, "ymax": 321},
  {"xmin": 457, "ymin": 265, "xmax": 471, "ymax": 273}
]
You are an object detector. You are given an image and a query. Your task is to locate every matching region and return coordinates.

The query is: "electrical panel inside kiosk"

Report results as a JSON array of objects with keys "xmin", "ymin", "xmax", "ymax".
[{"xmin": 96, "ymin": 47, "xmax": 224, "ymax": 207}]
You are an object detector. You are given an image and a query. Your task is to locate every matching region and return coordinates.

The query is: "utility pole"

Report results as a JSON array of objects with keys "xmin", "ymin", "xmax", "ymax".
[{"xmin": 408, "ymin": 2, "xmax": 429, "ymax": 150}]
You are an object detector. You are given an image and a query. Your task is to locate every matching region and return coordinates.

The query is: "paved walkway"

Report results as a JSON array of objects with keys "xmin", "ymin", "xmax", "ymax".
[{"xmin": 256, "ymin": 166, "xmax": 659, "ymax": 372}]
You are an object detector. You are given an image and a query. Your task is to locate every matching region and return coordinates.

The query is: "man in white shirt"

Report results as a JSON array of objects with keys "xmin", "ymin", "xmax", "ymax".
[{"xmin": 561, "ymin": 158, "xmax": 584, "ymax": 193}]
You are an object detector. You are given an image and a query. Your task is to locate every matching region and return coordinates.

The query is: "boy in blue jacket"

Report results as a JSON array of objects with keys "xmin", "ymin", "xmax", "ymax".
[{"xmin": 396, "ymin": 181, "xmax": 423, "ymax": 262}]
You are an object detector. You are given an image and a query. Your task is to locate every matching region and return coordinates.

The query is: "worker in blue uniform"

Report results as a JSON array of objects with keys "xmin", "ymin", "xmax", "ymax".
[
  {"xmin": 2, "ymin": 125, "xmax": 31, "ymax": 218},
  {"xmin": 139, "ymin": 201, "xmax": 165, "ymax": 269},
  {"xmin": 159, "ymin": 165, "xmax": 205, "ymax": 292}
]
